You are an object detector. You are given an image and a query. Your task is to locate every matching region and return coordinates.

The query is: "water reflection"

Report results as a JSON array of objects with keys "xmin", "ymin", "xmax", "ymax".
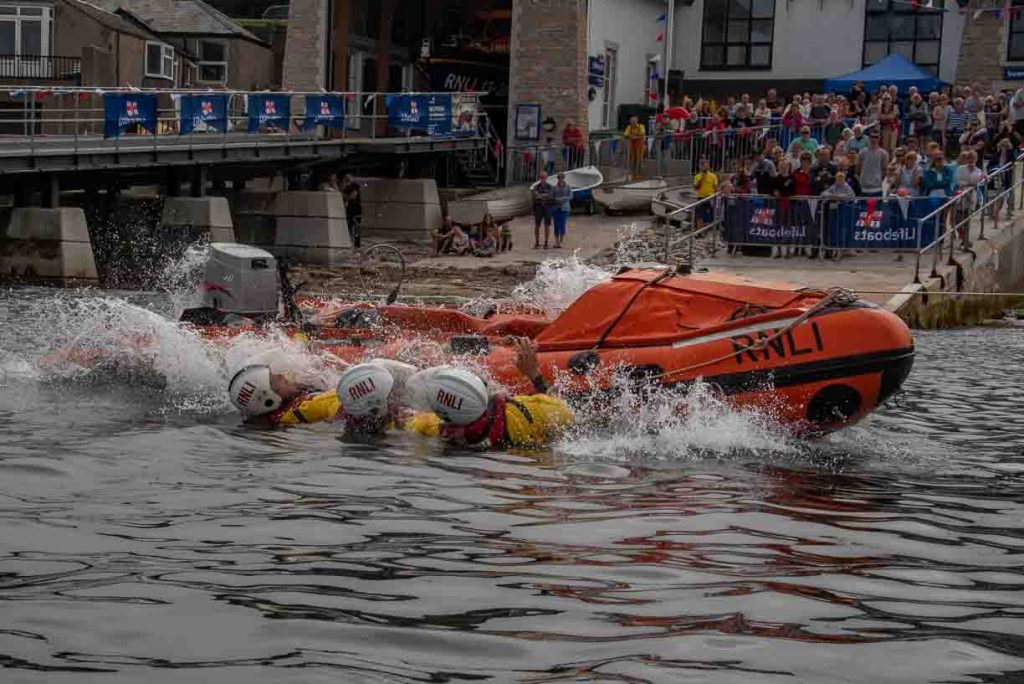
[{"xmin": 1, "ymin": 292, "xmax": 1023, "ymax": 682}]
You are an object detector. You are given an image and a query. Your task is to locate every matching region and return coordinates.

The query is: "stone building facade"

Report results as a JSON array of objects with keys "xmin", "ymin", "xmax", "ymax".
[
  {"xmin": 506, "ymin": 0, "xmax": 589, "ymax": 141},
  {"xmin": 281, "ymin": 0, "xmax": 328, "ymax": 92}
]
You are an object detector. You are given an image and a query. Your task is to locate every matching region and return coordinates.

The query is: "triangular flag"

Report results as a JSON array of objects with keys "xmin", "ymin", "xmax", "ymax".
[
  {"xmin": 896, "ymin": 195, "xmax": 910, "ymax": 220},
  {"xmin": 656, "ymin": 12, "xmax": 666, "ymax": 21},
  {"xmin": 656, "ymin": 32, "xmax": 664, "ymax": 41}
]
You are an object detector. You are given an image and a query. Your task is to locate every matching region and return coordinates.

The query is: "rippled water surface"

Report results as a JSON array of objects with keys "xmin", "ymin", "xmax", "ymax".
[{"xmin": 1, "ymin": 287, "xmax": 1023, "ymax": 684}]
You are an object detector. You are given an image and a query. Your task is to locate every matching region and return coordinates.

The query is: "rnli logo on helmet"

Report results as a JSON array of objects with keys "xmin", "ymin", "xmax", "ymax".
[
  {"xmin": 435, "ymin": 389, "xmax": 464, "ymax": 411},
  {"xmin": 237, "ymin": 381, "xmax": 256, "ymax": 407},
  {"xmin": 347, "ymin": 377, "xmax": 377, "ymax": 400}
]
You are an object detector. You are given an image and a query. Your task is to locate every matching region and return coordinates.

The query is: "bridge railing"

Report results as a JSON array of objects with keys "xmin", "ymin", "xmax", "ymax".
[{"xmin": 0, "ymin": 87, "xmax": 491, "ymax": 155}]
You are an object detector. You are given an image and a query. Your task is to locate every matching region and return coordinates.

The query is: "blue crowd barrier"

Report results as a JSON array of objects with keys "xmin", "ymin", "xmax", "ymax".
[{"xmin": 721, "ymin": 194, "xmax": 942, "ymax": 250}]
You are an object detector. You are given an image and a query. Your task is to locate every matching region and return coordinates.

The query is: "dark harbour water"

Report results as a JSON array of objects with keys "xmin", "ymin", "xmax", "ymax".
[{"xmin": 1, "ymin": 288, "xmax": 1024, "ymax": 684}]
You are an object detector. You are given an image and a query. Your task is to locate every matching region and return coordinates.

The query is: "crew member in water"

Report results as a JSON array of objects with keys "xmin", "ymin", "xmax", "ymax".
[
  {"xmin": 228, "ymin": 361, "xmax": 341, "ymax": 426},
  {"xmin": 410, "ymin": 338, "xmax": 575, "ymax": 448},
  {"xmin": 228, "ymin": 357, "xmax": 416, "ymax": 430}
]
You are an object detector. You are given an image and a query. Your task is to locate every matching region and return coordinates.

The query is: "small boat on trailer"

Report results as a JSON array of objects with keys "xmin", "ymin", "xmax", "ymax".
[
  {"xmin": 530, "ymin": 165, "xmax": 604, "ymax": 193},
  {"xmin": 596, "ymin": 178, "xmax": 670, "ymax": 213}
]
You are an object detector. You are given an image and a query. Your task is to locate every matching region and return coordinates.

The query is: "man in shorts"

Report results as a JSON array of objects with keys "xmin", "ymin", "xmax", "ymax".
[{"xmin": 531, "ymin": 171, "xmax": 553, "ymax": 249}]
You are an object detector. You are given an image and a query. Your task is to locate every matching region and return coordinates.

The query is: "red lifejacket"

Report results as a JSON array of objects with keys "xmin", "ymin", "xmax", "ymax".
[{"xmin": 440, "ymin": 396, "xmax": 508, "ymax": 448}]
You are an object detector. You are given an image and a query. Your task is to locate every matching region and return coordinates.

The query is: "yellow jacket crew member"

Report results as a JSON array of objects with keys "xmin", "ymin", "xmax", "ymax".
[
  {"xmin": 411, "ymin": 336, "xmax": 574, "ymax": 451},
  {"xmin": 413, "ymin": 367, "xmax": 573, "ymax": 448},
  {"xmin": 228, "ymin": 364, "xmax": 341, "ymax": 426},
  {"xmin": 335, "ymin": 361, "xmax": 426, "ymax": 435}
]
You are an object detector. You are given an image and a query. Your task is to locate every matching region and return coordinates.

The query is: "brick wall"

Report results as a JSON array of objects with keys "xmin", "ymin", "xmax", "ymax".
[
  {"xmin": 282, "ymin": 0, "xmax": 326, "ymax": 91},
  {"xmin": 507, "ymin": 0, "xmax": 589, "ymax": 144},
  {"xmin": 956, "ymin": 10, "xmax": 1005, "ymax": 86}
]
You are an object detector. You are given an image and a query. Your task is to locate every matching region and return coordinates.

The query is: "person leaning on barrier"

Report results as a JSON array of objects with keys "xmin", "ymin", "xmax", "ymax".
[
  {"xmin": 922, "ymin": 148, "xmax": 955, "ymax": 199},
  {"xmin": 752, "ymin": 149, "xmax": 777, "ymax": 195},
  {"xmin": 821, "ymin": 172, "xmax": 856, "ymax": 202},
  {"xmin": 811, "ymin": 147, "xmax": 838, "ymax": 194}
]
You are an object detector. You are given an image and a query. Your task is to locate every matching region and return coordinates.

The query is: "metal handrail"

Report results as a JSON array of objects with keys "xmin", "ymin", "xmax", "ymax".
[
  {"xmin": 914, "ymin": 153, "xmax": 1024, "ymax": 283},
  {"xmin": 0, "ymin": 88, "xmax": 492, "ymax": 161}
]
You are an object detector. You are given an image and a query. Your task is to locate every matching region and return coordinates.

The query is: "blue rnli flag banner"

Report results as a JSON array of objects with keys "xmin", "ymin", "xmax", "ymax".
[
  {"xmin": 386, "ymin": 94, "xmax": 452, "ymax": 136},
  {"xmin": 247, "ymin": 94, "xmax": 291, "ymax": 133},
  {"xmin": 722, "ymin": 195, "xmax": 817, "ymax": 245},
  {"xmin": 103, "ymin": 93, "xmax": 157, "ymax": 139},
  {"xmin": 180, "ymin": 93, "xmax": 228, "ymax": 135},
  {"xmin": 828, "ymin": 196, "xmax": 941, "ymax": 249},
  {"xmin": 304, "ymin": 94, "xmax": 345, "ymax": 130}
]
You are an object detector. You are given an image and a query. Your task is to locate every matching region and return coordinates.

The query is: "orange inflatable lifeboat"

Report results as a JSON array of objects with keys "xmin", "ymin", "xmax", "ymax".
[{"xmin": 475, "ymin": 268, "xmax": 914, "ymax": 435}]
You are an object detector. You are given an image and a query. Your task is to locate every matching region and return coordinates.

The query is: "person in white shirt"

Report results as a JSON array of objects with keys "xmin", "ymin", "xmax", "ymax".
[
  {"xmin": 1011, "ymin": 87, "xmax": 1024, "ymax": 135},
  {"xmin": 955, "ymin": 151, "xmax": 986, "ymax": 247}
]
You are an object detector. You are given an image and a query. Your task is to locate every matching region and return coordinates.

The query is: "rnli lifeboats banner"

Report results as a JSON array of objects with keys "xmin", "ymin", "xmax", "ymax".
[
  {"xmin": 724, "ymin": 195, "xmax": 941, "ymax": 249},
  {"xmin": 304, "ymin": 94, "xmax": 345, "ymax": 131},
  {"xmin": 722, "ymin": 195, "xmax": 818, "ymax": 245},
  {"xmin": 103, "ymin": 93, "xmax": 157, "ymax": 139},
  {"xmin": 386, "ymin": 94, "xmax": 452, "ymax": 136},
  {"xmin": 180, "ymin": 94, "xmax": 228, "ymax": 135},
  {"xmin": 247, "ymin": 94, "xmax": 291, "ymax": 133},
  {"xmin": 827, "ymin": 196, "xmax": 941, "ymax": 249}
]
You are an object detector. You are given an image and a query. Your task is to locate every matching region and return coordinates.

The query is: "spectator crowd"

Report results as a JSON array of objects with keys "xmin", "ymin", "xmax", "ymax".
[{"xmin": 638, "ymin": 82, "xmax": 1023, "ymax": 255}]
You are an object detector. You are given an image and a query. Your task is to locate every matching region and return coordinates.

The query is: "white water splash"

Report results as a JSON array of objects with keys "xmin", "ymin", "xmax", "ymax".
[
  {"xmin": 512, "ymin": 252, "xmax": 613, "ymax": 317},
  {"xmin": 557, "ymin": 377, "xmax": 796, "ymax": 462},
  {"xmin": 30, "ymin": 296, "xmax": 223, "ymax": 397},
  {"xmin": 155, "ymin": 241, "xmax": 211, "ymax": 318}
]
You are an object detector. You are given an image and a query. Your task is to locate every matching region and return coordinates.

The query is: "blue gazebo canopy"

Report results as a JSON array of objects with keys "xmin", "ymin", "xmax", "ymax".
[{"xmin": 823, "ymin": 54, "xmax": 944, "ymax": 94}]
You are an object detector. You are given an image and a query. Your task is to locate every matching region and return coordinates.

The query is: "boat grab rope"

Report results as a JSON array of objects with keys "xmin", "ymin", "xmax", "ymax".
[{"xmin": 650, "ymin": 287, "xmax": 858, "ymax": 383}]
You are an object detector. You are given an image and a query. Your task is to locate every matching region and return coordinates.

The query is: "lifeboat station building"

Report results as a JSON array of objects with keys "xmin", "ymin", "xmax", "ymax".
[{"xmin": 280, "ymin": 0, "xmax": 1015, "ymax": 142}]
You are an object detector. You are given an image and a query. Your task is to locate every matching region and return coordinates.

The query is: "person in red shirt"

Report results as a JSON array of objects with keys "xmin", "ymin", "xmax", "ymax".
[
  {"xmin": 561, "ymin": 120, "xmax": 586, "ymax": 168},
  {"xmin": 791, "ymin": 151, "xmax": 815, "ymax": 258},
  {"xmin": 703, "ymin": 113, "xmax": 727, "ymax": 170}
]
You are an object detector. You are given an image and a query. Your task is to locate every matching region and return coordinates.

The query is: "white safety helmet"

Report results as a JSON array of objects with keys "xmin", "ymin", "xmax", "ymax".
[
  {"xmin": 425, "ymin": 367, "xmax": 490, "ymax": 426},
  {"xmin": 337, "ymin": 363, "xmax": 395, "ymax": 418},
  {"xmin": 228, "ymin": 365, "xmax": 283, "ymax": 418}
]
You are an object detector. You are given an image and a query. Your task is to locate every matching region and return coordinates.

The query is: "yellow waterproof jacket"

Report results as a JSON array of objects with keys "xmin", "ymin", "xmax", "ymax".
[
  {"xmin": 504, "ymin": 395, "xmax": 575, "ymax": 447},
  {"xmin": 406, "ymin": 395, "xmax": 574, "ymax": 448},
  {"xmin": 274, "ymin": 391, "xmax": 342, "ymax": 426}
]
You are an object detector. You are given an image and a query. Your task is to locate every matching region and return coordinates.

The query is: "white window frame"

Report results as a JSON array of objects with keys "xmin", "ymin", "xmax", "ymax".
[
  {"xmin": 645, "ymin": 57, "xmax": 658, "ymax": 106},
  {"xmin": 144, "ymin": 41, "xmax": 174, "ymax": 80},
  {"xmin": 0, "ymin": 4, "xmax": 53, "ymax": 78},
  {"xmin": 197, "ymin": 38, "xmax": 228, "ymax": 84}
]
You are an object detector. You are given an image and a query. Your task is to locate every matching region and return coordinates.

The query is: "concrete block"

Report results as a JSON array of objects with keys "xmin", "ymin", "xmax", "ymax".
[
  {"xmin": 233, "ymin": 214, "xmax": 277, "ymax": 250},
  {"xmin": 0, "ymin": 207, "xmax": 98, "ymax": 282},
  {"xmin": 271, "ymin": 191, "xmax": 351, "ymax": 266},
  {"xmin": 271, "ymin": 190, "xmax": 346, "ymax": 220},
  {"xmin": 361, "ymin": 178, "xmax": 444, "ymax": 241},
  {"xmin": 361, "ymin": 178, "xmax": 441, "ymax": 205},
  {"xmin": 162, "ymin": 197, "xmax": 236, "ymax": 242}
]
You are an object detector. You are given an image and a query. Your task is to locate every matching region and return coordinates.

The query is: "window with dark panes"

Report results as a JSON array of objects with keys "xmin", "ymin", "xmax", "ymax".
[
  {"xmin": 701, "ymin": 0, "xmax": 775, "ymax": 70},
  {"xmin": 862, "ymin": 0, "xmax": 942, "ymax": 76},
  {"xmin": 1008, "ymin": 0, "xmax": 1024, "ymax": 62}
]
